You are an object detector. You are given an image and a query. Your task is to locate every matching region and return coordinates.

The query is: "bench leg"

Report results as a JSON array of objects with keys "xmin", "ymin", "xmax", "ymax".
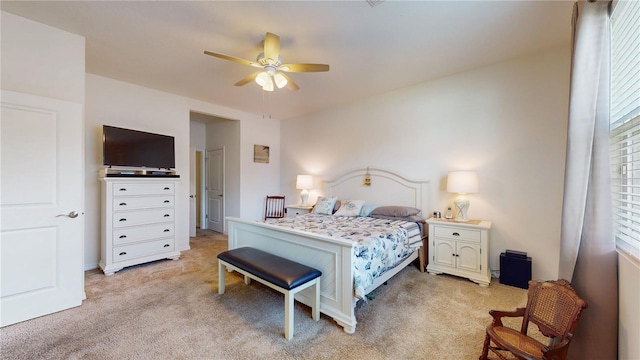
[
  {"xmin": 244, "ymin": 275, "xmax": 251, "ymax": 285},
  {"xmin": 312, "ymin": 278, "xmax": 320, "ymax": 321},
  {"xmin": 218, "ymin": 261, "xmax": 225, "ymax": 294},
  {"xmin": 285, "ymin": 290, "xmax": 294, "ymax": 340}
]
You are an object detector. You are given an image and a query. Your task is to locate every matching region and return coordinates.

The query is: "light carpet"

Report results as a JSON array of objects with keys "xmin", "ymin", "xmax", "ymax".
[{"xmin": 0, "ymin": 230, "xmax": 531, "ymax": 359}]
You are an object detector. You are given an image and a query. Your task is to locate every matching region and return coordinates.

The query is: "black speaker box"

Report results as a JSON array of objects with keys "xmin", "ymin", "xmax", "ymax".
[{"xmin": 500, "ymin": 252, "xmax": 532, "ymax": 289}]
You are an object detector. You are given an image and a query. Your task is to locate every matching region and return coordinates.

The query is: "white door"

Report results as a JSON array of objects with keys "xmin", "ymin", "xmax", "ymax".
[
  {"xmin": 206, "ymin": 148, "xmax": 224, "ymax": 233},
  {"xmin": 0, "ymin": 90, "xmax": 84, "ymax": 327},
  {"xmin": 189, "ymin": 146, "xmax": 196, "ymax": 237}
]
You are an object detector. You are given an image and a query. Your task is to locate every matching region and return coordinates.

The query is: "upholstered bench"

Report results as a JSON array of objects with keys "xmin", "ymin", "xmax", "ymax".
[{"xmin": 217, "ymin": 247, "xmax": 322, "ymax": 340}]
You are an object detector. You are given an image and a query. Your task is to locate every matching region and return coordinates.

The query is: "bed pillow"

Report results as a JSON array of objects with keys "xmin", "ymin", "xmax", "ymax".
[
  {"xmin": 334, "ymin": 200, "xmax": 365, "ymax": 217},
  {"xmin": 333, "ymin": 200, "xmax": 342, "ymax": 214},
  {"xmin": 312, "ymin": 196, "xmax": 338, "ymax": 215},
  {"xmin": 370, "ymin": 205, "xmax": 421, "ymax": 217},
  {"xmin": 359, "ymin": 203, "xmax": 380, "ymax": 217}
]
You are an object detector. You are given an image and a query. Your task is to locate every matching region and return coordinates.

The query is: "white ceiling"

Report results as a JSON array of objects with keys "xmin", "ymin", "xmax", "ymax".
[{"xmin": 1, "ymin": 1, "xmax": 574, "ymax": 120}]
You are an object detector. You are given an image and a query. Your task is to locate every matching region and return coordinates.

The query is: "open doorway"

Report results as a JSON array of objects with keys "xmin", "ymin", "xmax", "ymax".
[
  {"xmin": 189, "ymin": 112, "xmax": 239, "ymax": 235},
  {"xmin": 189, "ymin": 147, "xmax": 206, "ymax": 237}
]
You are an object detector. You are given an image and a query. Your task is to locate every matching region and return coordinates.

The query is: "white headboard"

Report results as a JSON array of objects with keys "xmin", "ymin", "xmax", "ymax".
[{"xmin": 324, "ymin": 168, "xmax": 430, "ymax": 215}]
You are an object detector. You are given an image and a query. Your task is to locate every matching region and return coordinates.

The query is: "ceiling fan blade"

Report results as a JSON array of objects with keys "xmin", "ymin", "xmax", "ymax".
[
  {"xmin": 279, "ymin": 73, "xmax": 300, "ymax": 91},
  {"xmin": 234, "ymin": 71, "xmax": 261, "ymax": 86},
  {"xmin": 280, "ymin": 63, "xmax": 330, "ymax": 72},
  {"xmin": 263, "ymin": 32, "xmax": 280, "ymax": 63},
  {"xmin": 204, "ymin": 51, "xmax": 261, "ymax": 67}
]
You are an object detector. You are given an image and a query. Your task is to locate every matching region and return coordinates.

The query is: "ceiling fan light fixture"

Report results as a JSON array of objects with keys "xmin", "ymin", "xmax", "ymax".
[
  {"xmin": 262, "ymin": 76, "xmax": 274, "ymax": 91},
  {"xmin": 255, "ymin": 71, "xmax": 269, "ymax": 86},
  {"xmin": 273, "ymin": 72, "xmax": 288, "ymax": 88}
]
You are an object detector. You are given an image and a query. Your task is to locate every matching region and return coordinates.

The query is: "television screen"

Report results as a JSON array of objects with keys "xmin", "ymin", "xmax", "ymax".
[{"xmin": 103, "ymin": 125, "xmax": 175, "ymax": 169}]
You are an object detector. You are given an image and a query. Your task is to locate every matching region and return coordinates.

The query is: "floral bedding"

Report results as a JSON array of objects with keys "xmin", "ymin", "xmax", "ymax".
[{"xmin": 264, "ymin": 214, "xmax": 422, "ymax": 299}]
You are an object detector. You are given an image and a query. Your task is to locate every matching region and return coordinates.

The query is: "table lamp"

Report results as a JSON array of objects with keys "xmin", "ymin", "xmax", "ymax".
[
  {"xmin": 296, "ymin": 175, "xmax": 313, "ymax": 206},
  {"xmin": 446, "ymin": 171, "xmax": 479, "ymax": 222}
]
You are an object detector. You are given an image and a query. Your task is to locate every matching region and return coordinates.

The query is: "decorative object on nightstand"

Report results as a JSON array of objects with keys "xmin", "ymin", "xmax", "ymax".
[
  {"xmin": 285, "ymin": 204, "xmax": 313, "ymax": 218},
  {"xmin": 446, "ymin": 171, "xmax": 478, "ymax": 222},
  {"xmin": 445, "ymin": 206, "xmax": 453, "ymax": 219},
  {"xmin": 426, "ymin": 218, "xmax": 491, "ymax": 286},
  {"xmin": 296, "ymin": 175, "xmax": 313, "ymax": 206}
]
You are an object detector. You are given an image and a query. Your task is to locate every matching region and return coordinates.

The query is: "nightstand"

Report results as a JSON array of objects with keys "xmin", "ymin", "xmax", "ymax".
[
  {"xmin": 285, "ymin": 204, "xmax": 313, "ymax": 218},
  {"xmin": 426, "ymin": 218, "xmax": 492, "ymax": 287}
]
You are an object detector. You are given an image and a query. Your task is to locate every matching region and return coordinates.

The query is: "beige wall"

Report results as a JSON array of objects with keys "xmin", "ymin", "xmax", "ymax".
[
  {"xmin": 1, "ymin": 12, "xmax": 85, "ymax": 103},
  {"xmin": 84, "ymin": 74, "xmax": 280, "ymax": 269},
  {"xmin": 281, "ymin": 47, "xmax": 571, "ymax": 281}
]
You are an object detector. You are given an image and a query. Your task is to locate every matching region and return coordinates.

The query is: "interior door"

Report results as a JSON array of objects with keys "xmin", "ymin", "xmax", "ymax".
[
  {"xmin": 189, "ymin": 146, "xmax": 196, "ymax": 237},
  {"xmin": 206, "ymin": 148, "xmax": 224, "ymax": 233},
  {"xmin": 0, "ymin": 90, "xmax": 84, "ymax": 327}
]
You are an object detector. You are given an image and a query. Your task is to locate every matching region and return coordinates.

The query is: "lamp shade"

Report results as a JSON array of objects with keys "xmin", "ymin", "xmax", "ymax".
[
  {"xmin": 296, "ymin": 175, "xmax": 313, "ymax": 190},
  {"xmin": 262, "ymin": 76, "xmax": 274, "ymax": 92},
  {"xmin": 255, "ymin": 71, "xmax": 269, "ymax": 86},
  {"xmin": 273, "ymin": 72, "xmax": 288, "ymax": 88},
  {"xmin": 446, "ymin": 171, "xmax": 479, "ymax": 194}
]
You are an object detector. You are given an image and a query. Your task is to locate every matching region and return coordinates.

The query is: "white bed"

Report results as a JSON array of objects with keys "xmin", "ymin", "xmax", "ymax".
[{"xmin": 226, "ymin": 168, "xmax": 430, "ymax": 333}]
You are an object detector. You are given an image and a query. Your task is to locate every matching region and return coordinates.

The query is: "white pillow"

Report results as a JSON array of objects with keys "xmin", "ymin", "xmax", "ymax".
[
  {"xmin": 312, "ymin": 196, "xmax": 338, "ymax": 215},
  {"xmin": 334, "ymin": 200, "xmax": 365, "ymax": 217}
]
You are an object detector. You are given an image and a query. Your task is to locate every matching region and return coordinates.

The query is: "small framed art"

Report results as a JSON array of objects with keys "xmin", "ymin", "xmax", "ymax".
[{"xmin": 253, "ymin": 145, "xmax": 269, "ymax": 163}]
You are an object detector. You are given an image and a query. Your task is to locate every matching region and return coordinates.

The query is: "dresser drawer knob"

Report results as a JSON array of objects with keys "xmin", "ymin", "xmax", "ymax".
[
  {"xmin": 164, "ymin": 214, "xmax": 170, "ymax": 217},
  {"xmin": 164, "ymin": 229, "xmax": 170, "ymax": 232},
  {"xmin": 119, "ymin": 235, "xmax": 127, "ymax": 239},
  {"xmin": 119, "ymin": 203, "xmax": 127, "ymax": 206},
  {"xmin": 163, "ymin": 244, "xmax": 170, "ymax": 247},
  {"xmin": 164, "ymin": 200, "xmax": 170, "ymax": 203},
  {"xmin": 452, "ymin": 232, "xmax": 460, "ymax": 236},
  {"xmin": 164, "ymin": 187, "xmax": 170, "ymax": 190},
  {"xmin": 119, "ymin": 218, "xmax": 127, "ymax": 222},
  {"xmin": 119, "ymin": 188, "xmax": 127, "ymax": 191},
  {"xmin": 119, "ymin": 252, "xmax": 127, "ymax": 256}
]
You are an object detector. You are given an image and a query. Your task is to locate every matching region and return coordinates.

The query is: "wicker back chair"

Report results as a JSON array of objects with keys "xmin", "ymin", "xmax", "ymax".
[
  {"xmin": 480, "ymin": 279, "xmax": 588, "ymax": 360},
  {"xmin": 264, "ymin": 196, "xmax": 285, "ymax": 220}
]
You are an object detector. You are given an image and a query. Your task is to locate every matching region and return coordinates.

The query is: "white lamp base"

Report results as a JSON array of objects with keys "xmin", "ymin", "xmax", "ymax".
[
  {"xmin": 454, "ymin": 195, "xmax": 470, "ymax": 222},
  {"xmin": 300, "ymin": 189, "xmax": 309, "ymax": 206}
]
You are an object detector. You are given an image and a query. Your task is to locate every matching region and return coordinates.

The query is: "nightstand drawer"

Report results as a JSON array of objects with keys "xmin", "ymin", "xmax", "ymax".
[
  {"xmin": 286, "ymin": 205, "xmax": 313, "ymax": 218},
  {"xmin": 433, "ymin": 226, "xmax": 481, "ymax": 242}
]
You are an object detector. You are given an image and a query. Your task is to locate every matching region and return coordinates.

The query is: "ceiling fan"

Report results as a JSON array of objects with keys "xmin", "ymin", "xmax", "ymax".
[{"xmin": 204, "ymin": 32, "xmax": 329, "ymax": 92}]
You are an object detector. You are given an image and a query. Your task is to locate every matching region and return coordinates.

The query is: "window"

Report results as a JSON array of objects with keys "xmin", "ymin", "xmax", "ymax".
[{"xmin": 610, "ymin": 0, "xmax": 640, "ymax": 258}]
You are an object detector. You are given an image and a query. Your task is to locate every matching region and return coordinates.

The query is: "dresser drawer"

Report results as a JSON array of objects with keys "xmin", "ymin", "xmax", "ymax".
[
  {"xmin": 113, "ymin": 182, "xmax": 175, "ymax": 196},
  {"xmin": 433, "ymin": 226, "xmax": 481, "ymax": 242},
  {"xmin": 113, "ymin": 223, "xmax": 175, "ymax": 246},
  {"xmin": 113, "ymin": 196, "xmax": 174, "ymax": 211},
  {"xmin": 113, "ymin": 209, "xmax": 174, "ymax": 228},
  {"xmin": 113, "ymin": 239, "xmax": 175, "ymax": 263}
]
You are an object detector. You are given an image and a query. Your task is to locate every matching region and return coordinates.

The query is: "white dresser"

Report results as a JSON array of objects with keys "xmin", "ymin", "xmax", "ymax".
[
  {"xmin": 426, "ymin": 218, "xmax": 491, "ymax": 287},
  {"xmin": 99, "ymin": 177, "xmax": 181, "ymax": 275}
]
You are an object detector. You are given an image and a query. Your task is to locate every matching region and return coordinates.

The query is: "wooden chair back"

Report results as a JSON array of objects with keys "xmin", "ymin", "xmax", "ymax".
[
  {"xmin": 522, "ymin": 279, "xmax": 588, "ymax": 340},
  {"xmin": 265, "ymin": 196, "xmax": 285, "ymax": 220}
]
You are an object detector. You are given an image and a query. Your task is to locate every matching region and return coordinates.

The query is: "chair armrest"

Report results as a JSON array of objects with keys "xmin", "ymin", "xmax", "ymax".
[
  {"xmin": 541, "ymin": 333, "xmax": 573, "ymax": 359},
  {"xmin": 488, "ymin": 308, "xmax": 525, "ymax": 327}
]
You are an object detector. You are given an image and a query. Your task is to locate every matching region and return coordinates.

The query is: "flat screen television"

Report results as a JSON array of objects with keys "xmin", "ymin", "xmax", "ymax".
[{"xmin": 103, "ymin": 125, "xmax": 175, "ymax": 169}]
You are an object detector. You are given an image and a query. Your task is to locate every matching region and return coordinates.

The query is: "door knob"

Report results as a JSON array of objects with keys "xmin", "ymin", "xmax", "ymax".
[{"xmin": 57, "ymin": 211, "xmax": 79, "ymax": 218}]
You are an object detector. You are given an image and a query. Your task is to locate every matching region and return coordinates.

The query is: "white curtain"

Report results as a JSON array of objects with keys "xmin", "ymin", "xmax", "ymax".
[{"xmin": 559, "ymin": 1, "xmax": 618, "ymax": 359}]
